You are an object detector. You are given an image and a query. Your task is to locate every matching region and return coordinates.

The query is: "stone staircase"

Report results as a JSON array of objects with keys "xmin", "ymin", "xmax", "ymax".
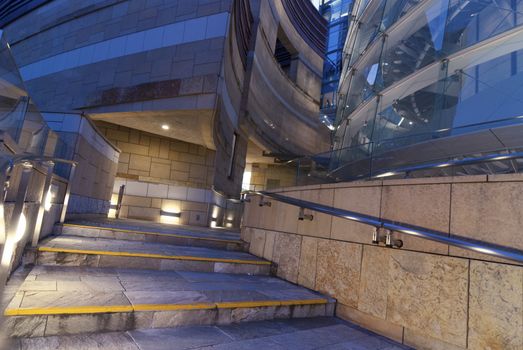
[{"xmin": 3, "ymin": 219, "xmax": 335, "ymax": 339}]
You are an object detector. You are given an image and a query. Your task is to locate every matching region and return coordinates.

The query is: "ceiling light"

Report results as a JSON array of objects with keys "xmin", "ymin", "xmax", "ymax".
[{"xmin": 161, "ymin": 124, "xmax": 170, "ymax": 130}]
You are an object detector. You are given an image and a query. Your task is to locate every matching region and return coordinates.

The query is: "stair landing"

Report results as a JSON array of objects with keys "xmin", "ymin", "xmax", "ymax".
[
  {"xmin": 36, "ymin": 235, "xmax": 270, "ymax": 275},
  {"xmin": 12, "ymin": 318, "xmax": 411, "ymax": 350},
  {"xmin": 60, "ymin": 218, "xmax": 243, "ymax": 251},
  {"xmin": 5, "ymin": 265, "xmax": 333, "ymax": 337}
]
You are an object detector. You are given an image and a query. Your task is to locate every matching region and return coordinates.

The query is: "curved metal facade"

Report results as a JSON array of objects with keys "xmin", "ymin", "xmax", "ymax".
[{"xmin": 333, "ymin": 0, "xmax": 523, "ymax": 179}]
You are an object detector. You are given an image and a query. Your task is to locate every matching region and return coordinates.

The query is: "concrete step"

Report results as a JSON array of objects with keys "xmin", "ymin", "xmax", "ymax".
[
  {"xmin": 11, "ymin": 318, "xmax": 411, "ymax": 350},
  {"xmin": 34, "ymin": 236, "xmax": 271, "ymax": 275},
  {"xmin": 4, "ymin": 266, "xmax": 335, "ymax": 338},
  {"xmin": 59, "ymin": 219, "xmax": 244, "ymax": 251}
]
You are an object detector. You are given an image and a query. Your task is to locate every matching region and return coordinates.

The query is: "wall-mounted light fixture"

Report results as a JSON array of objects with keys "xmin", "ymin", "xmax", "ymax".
[
  {"xmin": 160, "ymin": 209, "xmax": 181, "ymax": 224},
  {"xmin": 44, "ymin": 184, "xmax": 58, "ymax": 211},
  {"xmin": 1, "ymin": 213, "xmax": 27, "ymax": 267},
  {"xmin": 161, "ymin": 124, "xmax": 170, "ymax": 130},
  {"xmin": 160, "ymin": 210, "xmax": 181, "ymax": 218}
]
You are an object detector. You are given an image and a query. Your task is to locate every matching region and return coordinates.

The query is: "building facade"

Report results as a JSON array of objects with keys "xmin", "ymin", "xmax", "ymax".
[
  {"xmin": 332, "ymin": 0, "xmax": 523, "ymax": 180},
  {"xmin": 318, "ymin": 0, "xmax": 352, "ymax": 123},
  {"xmin": 1, "ymin": 0, "xmax": 330, "ymax": 225}
]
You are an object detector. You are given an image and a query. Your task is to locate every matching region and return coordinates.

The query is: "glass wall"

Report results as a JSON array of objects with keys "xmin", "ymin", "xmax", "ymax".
[
  {"xmin": 319, "ymin": 0, "xmax": 353, "ymax": 119},
  {"xmin": 333, "ymin": 0, "xmax": 523, "ymax": 179}
]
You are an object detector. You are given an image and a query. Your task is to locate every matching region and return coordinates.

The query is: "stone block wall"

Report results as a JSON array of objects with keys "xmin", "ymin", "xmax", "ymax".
[
  {"xmin": 246, "ymin": 163, "xmax": 297, "ymax": 191},
  {"xmin": 96, "ymin": 121, "xmax": 215, "ymax": 188},
  {"xmin": 43, "ymin": 113, "xmax": 119, "ymax": 217},
  {"xmin": 1, "ymin": 162, "xmax": 68, "ymax": 279},
  {"xmin": 109, "ymin": 178, "xmax": 215, "ymax": 227},
  {"xmin": 241, "ymin": 174, "xmax": 523, "ymax": 349},
  {"xmin": 96, "ymin": 121, "xmax": 236, "ymax": 227}
]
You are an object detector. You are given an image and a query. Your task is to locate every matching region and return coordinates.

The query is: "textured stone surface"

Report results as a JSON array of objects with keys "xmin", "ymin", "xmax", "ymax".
[
  {"xmin": 297, "ymin": 236, "xmax": 319, "ymax": 290},
  {"xmin": 451, "ymin": 182, "xmax": 523, "ymax": 251},
  {"xmin": 316, "ymin": 240, "xmax": 362, "ymax": 308},
  {"xmin": 5, "ymin": 316, "xmax": 47, "ymax": 338},
  {"xmin": 272, "ymin": 233, "xmax": 302, "ymax": 283},
  {"xmin": 272, "ymin": 192, "xmax": 300, "ymax": 234},
  {"xmin": 7, "ymin": 264, "xmax": 333, "ymax": 337},
  {"xmin": 130, "ymin": 326, "xmax": 231, "ymax": 350},
  {"xmin": 386, "ymin": 250, "xmax": 468, "ymax": 347},
  {"xmin": 263, "ymin": 231, "xmax": 277, "ymax": 261},
  {"xmin": 331, "ymin": 186, "xmax": 381, "ymax": 244},
  {"xmin": 381, "ymin": 184, "xmax": 450, "ymax": 254},
  {"xmin": 357, "ymin": 246, "xmax": 390, "ymax": 319},
  {"xmin": 151, "ymin": 309, "xmax": 217, "ymax": 328},
  {"xmin": 243, "ymin": 197, "xmax": 261, "ymax": 228},
  {"xmin": 16, "ymin": 318, "xmax": 409, "ymax": 350},
  {"xmin": 403, "ymin": 328, "xmax": 466, "ymax": 350},
  {"xmin": 20, "ymin": 332, "xmax": 139, "ymax": 350},
  {"xmin": 45, "ymin": 312, "xmax": 134, "ymax": 336},
  {"xmin": 468, "ymin": 261, "xmax": 523, "ymax": 350},
  {"xmin": 249, "ymin": 229, "xmax": 266, "ymax": 257},
  {"xmin": 336, "ymin": 304, "xmax": 404, "ymax": 343},
  {"xmin": 297, "ymin": 189, "xmax": 333, "ymax": 239}
]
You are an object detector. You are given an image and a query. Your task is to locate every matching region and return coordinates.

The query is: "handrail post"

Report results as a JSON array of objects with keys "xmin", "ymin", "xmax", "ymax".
[
  {"xmin": 115, "ymin": 184, "xmax": 125, "ymax": 219},
  {"xmin": 59, "ymin": 163, "xmax": 77, "ymax": 223},
  {"xmin": 31, "ymin": 161, "xmax": 55, "ymax": 247}
]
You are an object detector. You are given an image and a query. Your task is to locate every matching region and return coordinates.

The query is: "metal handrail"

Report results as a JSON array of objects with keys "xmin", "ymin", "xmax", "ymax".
[
  {"xmin": 0, "ymin": 152, "xmax": 78, "ymax": 328},
  {"xmin": 247, "ymin": 190, "xmax": 523, "ymax": 263},
  {"xmin": 370, "ymin": 150, "xmax": 523, "ymax": 179}
]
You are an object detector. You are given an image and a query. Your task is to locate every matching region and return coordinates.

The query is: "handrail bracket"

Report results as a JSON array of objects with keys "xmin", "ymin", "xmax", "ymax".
[
  {"xmin": 298, "ymin": 207, "xmax": 314, "ymax": 221},
  {"xmin": 372, "ymin": 227, "xmax": 403, "ymax": 248}
]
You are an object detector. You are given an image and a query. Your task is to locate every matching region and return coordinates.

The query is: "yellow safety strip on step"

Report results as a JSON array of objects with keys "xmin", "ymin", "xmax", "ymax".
[
  {"xmin": 4, "ymin": 305, "xmax": 134, "ymax": 316},
  {"xmin": 37, "ymin": 247, "xmax": 271, "ymax": 265},
  {"xmin": 63, "ymin": 223, "xmax": 243, "ymax": 244},
  {"xmin": 133, "ymin": 303, "xmax": 216, "ymax": 312},
  {"xmin": 4, "ymin": 299, "xmax": 328, "ymax": 316},
  {"xmin": 216, "ymin": 299, "xmax": 328, "ymax": 309}
]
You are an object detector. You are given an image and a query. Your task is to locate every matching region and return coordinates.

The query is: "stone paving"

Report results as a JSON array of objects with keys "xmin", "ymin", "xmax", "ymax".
[
  {"xmin": 1, "ymin": 220, "xmax": 410, "ymax": 348},
  {"xmin": 36, "ymin": 235, "xmax": 270, "ymax": 275},
  {"xmin": 11, "ymin": 317, "xmax": 411, "ymax": 350},
  {"xmin": 65, "ymin": 218, "xmax": 241, "ymax": 241},
  {"xmin": 7, "ymin": 265, "xmax": 328, "ymax": 309},
  {"xmin": 39, "ymin": 236, "xmax": 261, "ymax": 262},
  {"xmin": 4, "ymin": 265, "xmax": 333, "ymax": 337}
]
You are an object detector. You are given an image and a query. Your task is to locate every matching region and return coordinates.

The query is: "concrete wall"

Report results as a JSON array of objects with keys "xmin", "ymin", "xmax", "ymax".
[{"xmin": 242, "ymin": 174, "xmax": 523, "ymax": 350}]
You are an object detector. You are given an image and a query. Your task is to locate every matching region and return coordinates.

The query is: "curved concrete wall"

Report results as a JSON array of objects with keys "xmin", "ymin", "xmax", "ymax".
[
  {"xmin": 237, "ymin": 0, "xmax": 330, "ymax": 156},
  {"xmin": 2, "ymin": 0, "xmax": 329, "ymax": 220}
]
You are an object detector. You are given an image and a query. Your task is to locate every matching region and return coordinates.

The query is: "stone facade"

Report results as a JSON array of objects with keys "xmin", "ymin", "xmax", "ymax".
[
  {"xmin": 242, "ymin": 174, "xmax": 523, "ymax": 349},
  {"xmin": 97, "ymin": 122, "xmax": 214, "ymax": 187},
  {"xmin": 3, "ymin": 0, "xmax": 330, "ymax": 218},
  {"xmin": 43, "ymin": 113, "xmax": 120, "ymax": 217},
  {"xmin": 245, "ymin": 163, "xmax": 297, "ymax": 191}
]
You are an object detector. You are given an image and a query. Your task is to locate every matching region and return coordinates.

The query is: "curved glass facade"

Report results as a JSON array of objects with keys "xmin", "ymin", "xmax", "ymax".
[{"xmin": 332, "ymin": 0, "xmax": 523, "ymax": 179}]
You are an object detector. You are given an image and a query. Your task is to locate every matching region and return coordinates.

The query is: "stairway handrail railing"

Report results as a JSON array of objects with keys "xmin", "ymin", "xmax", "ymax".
[
  {"xmin": 0, "ymin": 153, "xmax": 78, "ymax": 331},
  {"xmin": 244, "ymin": 190, "xmax": 523, "ymax": 264}
]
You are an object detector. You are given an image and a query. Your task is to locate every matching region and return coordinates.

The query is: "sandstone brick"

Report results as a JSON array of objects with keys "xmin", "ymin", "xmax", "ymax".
[{"xmin": 129, "ymin": 154, "xmax": 151, "ymax": 172}]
